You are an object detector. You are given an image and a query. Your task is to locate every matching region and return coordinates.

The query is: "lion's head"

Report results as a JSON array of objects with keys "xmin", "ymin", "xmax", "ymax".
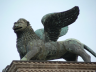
[{"xmin": 13, "ymin": 18, "xmax": 30, "ymax": 33}]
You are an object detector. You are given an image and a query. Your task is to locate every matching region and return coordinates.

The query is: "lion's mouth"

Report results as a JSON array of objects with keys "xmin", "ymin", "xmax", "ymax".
[{"xmin": 14, "ymin": 27, "xmax": 22, "ymax": 30}]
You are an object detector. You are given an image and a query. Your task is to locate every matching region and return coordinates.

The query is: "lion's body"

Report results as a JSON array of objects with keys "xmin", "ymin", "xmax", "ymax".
[
  {"xmin": 16, "ymin": 30, "xmax": 91, "ymax": 61},
  {"xmin": 27, "ymin": 40, "xmax": 66, "ymax": 60}
]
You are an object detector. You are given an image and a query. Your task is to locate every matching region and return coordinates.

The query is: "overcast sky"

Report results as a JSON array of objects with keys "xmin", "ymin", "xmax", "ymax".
[{"xmin": 0, "ymin": 0, "xmax": 96, "ymax": 71}]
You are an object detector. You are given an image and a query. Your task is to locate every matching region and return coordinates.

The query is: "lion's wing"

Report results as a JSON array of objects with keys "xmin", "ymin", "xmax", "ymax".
[{"xmin": 41, "ymin": 6, "xmax": 79, "ymax": 42}]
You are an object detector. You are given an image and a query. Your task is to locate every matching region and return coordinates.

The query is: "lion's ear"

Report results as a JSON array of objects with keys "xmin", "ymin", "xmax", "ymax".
[{"xmin": 27, "ymin": 21, "xmax": 30, "ymax": 26}]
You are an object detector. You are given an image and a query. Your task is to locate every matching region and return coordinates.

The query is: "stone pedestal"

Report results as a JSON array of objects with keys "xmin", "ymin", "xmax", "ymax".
[{"xmin": 4, "ymin": 61, "xmax": 96, "ymax": 72}]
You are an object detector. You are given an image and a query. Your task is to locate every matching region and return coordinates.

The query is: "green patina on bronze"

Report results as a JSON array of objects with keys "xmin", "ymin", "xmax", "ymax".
[{"xmin": 13, "ymin": 6, "xmax": 96, "ymax": 62}]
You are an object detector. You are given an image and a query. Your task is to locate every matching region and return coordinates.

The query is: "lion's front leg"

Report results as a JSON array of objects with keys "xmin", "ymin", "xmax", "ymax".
[{"xmin": 21, "ymin": 47, "xmax": 39, "ymax": 61}]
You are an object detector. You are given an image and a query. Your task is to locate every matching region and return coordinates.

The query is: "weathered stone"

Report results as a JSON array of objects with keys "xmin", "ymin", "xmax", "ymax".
[{"xmin": 4, "ymin": 61, "xmax": 96, "ymax": 72}]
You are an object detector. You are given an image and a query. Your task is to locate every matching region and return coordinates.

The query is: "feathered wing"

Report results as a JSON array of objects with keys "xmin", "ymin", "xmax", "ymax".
[
  {"xmin": 41, "ymin": 6, "xmax": 79, "ymax": 42},
  {"xmin": 35, "ymin": 26, "xmax": 68, "ymax": 41}
]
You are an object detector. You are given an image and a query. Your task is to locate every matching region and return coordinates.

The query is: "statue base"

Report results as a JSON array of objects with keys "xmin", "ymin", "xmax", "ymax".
[{"xmin": 3, "ymin": 61, "xmax": 96, "ymax": 72}]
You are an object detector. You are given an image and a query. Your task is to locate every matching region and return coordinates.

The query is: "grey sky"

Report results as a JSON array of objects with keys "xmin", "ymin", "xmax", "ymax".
[{"xmin": 0, "ymin": 0, "xmax": 96, "ymax": 71}]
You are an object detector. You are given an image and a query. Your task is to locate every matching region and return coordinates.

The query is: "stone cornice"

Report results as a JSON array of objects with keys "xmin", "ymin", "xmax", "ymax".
[{"xmin": 5, "ymin": 61, "xmax": 96, "ymax": 72}]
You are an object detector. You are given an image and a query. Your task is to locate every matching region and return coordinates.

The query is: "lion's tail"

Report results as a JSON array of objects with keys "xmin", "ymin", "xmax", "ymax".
[{"xmin": 84, "ymin": 44, "xmax": 96, "ymax": 57}]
